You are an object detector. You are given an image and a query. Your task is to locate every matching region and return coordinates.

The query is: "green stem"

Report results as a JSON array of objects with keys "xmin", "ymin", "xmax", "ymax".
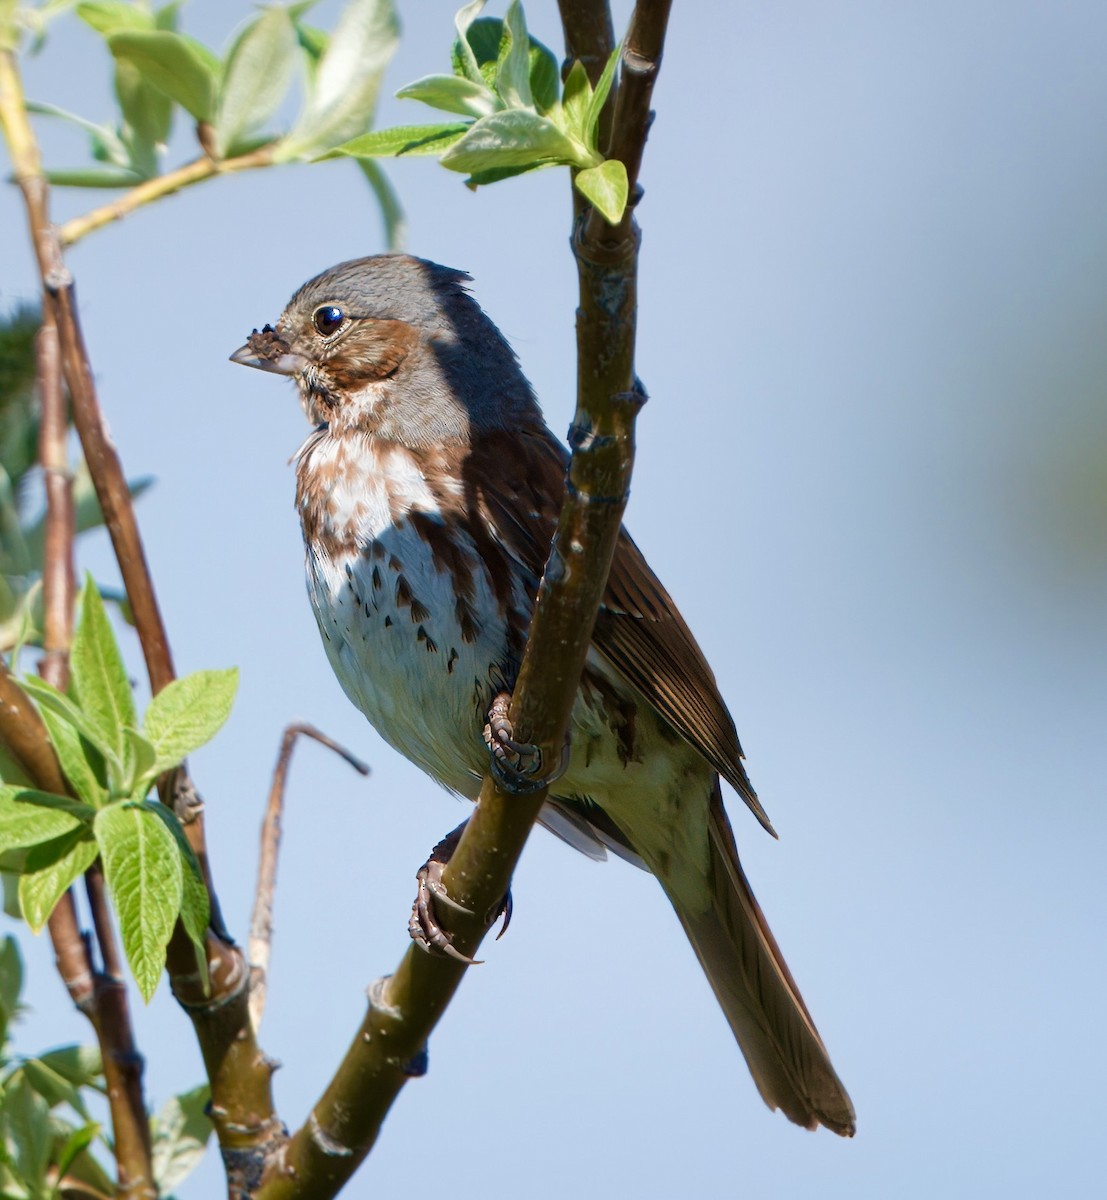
[{"xmin": 58, "ymin": 143, "xmax": 276, "ymax": 247}]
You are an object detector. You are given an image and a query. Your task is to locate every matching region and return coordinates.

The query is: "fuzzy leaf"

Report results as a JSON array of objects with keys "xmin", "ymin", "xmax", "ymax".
[
  {"xmin": 107, "ymin": 30, "xmax": 218, "ymax": 122},
  {"xmin": 561, "ymin": 59, "xmax": 591, "ymax": 140},
  {"xmin": 19, "ymin": 833, "xmax": 97, "ymax": 932},
  {"xmin": 142, "ymin": 668, "xmax": 237, "ymax": 772},
  {"xmin": 95, "ymin": 802, "xmax": 181, "ymax": 1001},
  {"xmin": 440, "ymin": 108, "xmax": 587, "ymax": 172},
  {"xmin": 75, "ymin": 1, "xmax": 151, "ymax": 36},
  {"xmin": 494, "ymin": 1, "xmax": 532, "ymax": 110},
  {"xmin": 70, "ymin": 576, "xmax": 136, "ymax": 766},
  {"xmin": 278, "ymin": 0, "xmax": 399, "ymax": 159},
  {"xmin": 574, "ymin": 158, "xmax": 629, "ymax": 224},
  {"xmin": 450, "ymin": 0, "xmax": 486, "ymax": 84},
  {"xmin": 585, "ymin": 45, "xmax": 620, "ymax": 147},
  {"xmin": 396, "ymin": 73, "xmax": 497, "ymax": 119},
  {"xmin": 216, "ymin": 6, "xmax": 297, "ymax": 156},
  {"xmin": 527, "ymin": 38, "xmax": 559, "ymax": 114}
]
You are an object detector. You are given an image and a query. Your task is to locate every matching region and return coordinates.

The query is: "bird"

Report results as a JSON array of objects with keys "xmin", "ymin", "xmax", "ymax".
[{"xmin": 231, "ymin": 253, "xmax": 856, "ymax": 1137}]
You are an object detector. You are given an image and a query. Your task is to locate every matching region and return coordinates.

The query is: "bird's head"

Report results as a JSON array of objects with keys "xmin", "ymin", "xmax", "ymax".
[{"xmin": 230, "ymin": 253, "xmax": 539, "ymax": 447}]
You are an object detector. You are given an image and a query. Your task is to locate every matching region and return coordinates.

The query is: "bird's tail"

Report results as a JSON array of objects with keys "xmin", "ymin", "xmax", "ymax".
[{"xmin": 660, "ymin": 786, "xmax": 856, "ymax": 1136}]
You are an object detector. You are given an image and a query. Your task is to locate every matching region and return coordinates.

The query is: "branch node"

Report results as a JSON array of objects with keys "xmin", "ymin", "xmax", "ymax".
[{"xmin": 308, "ymin": 1113, "xmax": 355, "ymax": 1159}]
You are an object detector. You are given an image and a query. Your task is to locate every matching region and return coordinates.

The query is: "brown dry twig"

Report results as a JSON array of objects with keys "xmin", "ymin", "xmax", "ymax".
[{"xmin": 249, "ymin": 723, "xmax": 370, "ymax": 1032}]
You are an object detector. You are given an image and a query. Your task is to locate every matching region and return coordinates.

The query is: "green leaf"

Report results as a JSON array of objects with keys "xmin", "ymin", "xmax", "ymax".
[
  {"xmin": 55, "ymin": 1121, "xmax": 101, "ymax": 1179},
  {"xmin": 463, "ymin": 160, "xmax": 545, "ymax": 187},
  {"xmin": 459, "ymin": 15, "xmax": 502, "ymax": 85},
  {"xmin": 115, "ymin": 56, "xmax": 172, "ymax": 175},
  {"xmin": 355, "ymin": 158, "xmax": 406, "ymax": 251},
  {"xmin": 75, "ymin": 1, "xmax": 152, "ymax": 36},
  {"xmin": 277, "ymin": 0, "xmax": 399, "ymax": 160},
  {"xmin": 215, "ymin": 6, "xmax": 297, "ymax": 157},
  {"xmin": 560, "ymin": 59, "xmax": 591, "ymax": 140},
  {"xmin": 396, "ymin": 73, "xmax": 497, "ymax": 119},
  {"xmin": 95, "ymin": 803, "xmax": 182, "ymax": 1002},
  {"xmin": 0, "ymin": 787, "xmax": 91, "ymax": 856},
  {"xmin": 25, "ymin": 100, "xmax": 131, "ymax": 168},
  {"xmin": 585, "ymin": 44, "xmax": 620, "ymax": 148},
  {"xmin": 22, "ymin": 675, "xmax": 120, "ymax": 773},
  {"xmin": 143, "ymin": 802, "xmax": 209, "ymax": 990},
  {"xmin": 107, "ymin": 30, "xmax": 218, "ymax": 122},
  {"xmin": 326, "ymin": 122, "xmax": 469, "ymax": 159},
  {"xmin": 123, "ymin": 728, "xmax": 158, "ymax": 799},
  {"xmin": 44, "ymin": 166, "xmax": 147, "ymax": 188},
  {"xmin": 450, "ymin": 0, "xmax": 486, "ymax": 84},
  {"xmin": 21, "ymin": 1054, "xmax": 91, "ymax": 1116},
  {"xmin": 0, "ymin": 740, "xmax": 34, "ymax": 787},
  {"xmin": 0, "ymin": 934, "xmax": 22, "ymax": 1036},
  {"xmin": 151, "ymin": 1084, "xmax": 212, "ymax": 1194},
  {"xmin": 70, "ymin": 575, "xmax": 136, "ymax": 767},
  {"xmin": 527, "ymin": 38, "xmax": 559, "ymax": 114},
  {"xmin": 35, "ymin": 704, "xmax": 106, "ymax": 809},
  {"xmin": 440, "ymin": 109, "xmax": 588, "ymax": 173},
  {"xmin": 494, "ymin": 1, "xmax": 532, "ymax": 110},
  {"xmin": 574, "ymin": 158, "xmax": 629, "ymax": 224},
  {"xmin": 294, "ymin": 19, "xmax": 327, "ymax": 84},
  {"xmin": 36, "ymin": 1044, "xmax": 103, "ymax": 1090},
  {"xmin": 18, "ymin": 833, "xmax": 97, "ymax": 932},
  {"xmin": 142, "ymin": 668, "xmax": 237, "ymax": 772},
  {"xmin": 5, "ymin": 1075, "xmax": 52, "ymax": 1191}
]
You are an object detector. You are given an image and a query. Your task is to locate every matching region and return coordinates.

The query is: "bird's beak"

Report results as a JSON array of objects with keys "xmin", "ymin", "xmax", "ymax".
[{"xmin": 229, "ymin": 342, "xmax": 309, "ymax": 376}]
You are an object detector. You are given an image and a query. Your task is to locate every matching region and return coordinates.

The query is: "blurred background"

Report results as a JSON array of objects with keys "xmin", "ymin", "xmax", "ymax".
[{"xmin": 2, "ymin": 1, "xmax": 1106, "ymax": 1196}]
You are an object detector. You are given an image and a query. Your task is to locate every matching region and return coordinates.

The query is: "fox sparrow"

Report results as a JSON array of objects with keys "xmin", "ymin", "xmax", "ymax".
[{"xmin": 231, "ymin": 254, "xmax": 855, "ymax": 1136}]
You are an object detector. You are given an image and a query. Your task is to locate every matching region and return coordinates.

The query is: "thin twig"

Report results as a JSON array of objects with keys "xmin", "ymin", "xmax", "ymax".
[
  {"xmin": 58, "ymin": 144, "xmax": 275, "ymax": 248},
  {"xmin": 255, "ymin": 3, "xmax": 672, "ymax": 1194},
  {"xmin": 249, "ymin": 723, "xmax": 370, "ymax": 1032},
  {"xmin": 35, "ymin": 291, "xmax": 157, "ymax": 1200}
]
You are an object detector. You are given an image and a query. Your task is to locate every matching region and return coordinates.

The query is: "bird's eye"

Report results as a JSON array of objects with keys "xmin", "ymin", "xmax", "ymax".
[{"xmin": 312, "ymin": 305, "xmax": 344, "ymax": 336}]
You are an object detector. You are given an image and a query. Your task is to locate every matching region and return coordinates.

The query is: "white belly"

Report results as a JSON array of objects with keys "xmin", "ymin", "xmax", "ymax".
[{"xmin": 306, "ymin": 519, "xmax": 514, "ymax": 798}]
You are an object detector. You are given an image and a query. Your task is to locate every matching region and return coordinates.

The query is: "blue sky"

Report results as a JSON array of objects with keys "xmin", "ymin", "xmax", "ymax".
[{"xmin": 3, "ymin": 2, "xmax": 1106, "ymax": 1196}]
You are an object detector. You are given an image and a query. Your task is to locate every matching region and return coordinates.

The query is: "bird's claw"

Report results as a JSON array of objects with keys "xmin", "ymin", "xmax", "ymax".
[
  {"xmin": 408, "ymin": 824, "xmax": 514, "ymax": 961},
  {"xmin": 483, "ymin": 692, "xmax": 570, "ymax": 796},
  {"xmin": 410, "ymin": 855, "xmax": 483, "ymax": 964}
]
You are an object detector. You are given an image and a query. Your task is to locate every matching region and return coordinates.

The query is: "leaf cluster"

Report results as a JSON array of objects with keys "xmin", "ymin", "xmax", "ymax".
[
  {"xmin": 0, "ymin": 936, "xmax": 212, "ymax": 1198},
  {"xmin": 327, "ymin": 0, "xmax": 629, "ymax": 223},
  {"xmin": 16, "ymin": 0, "xmax": 404, "ymax": 243},
  {"xmin": 0, "ymin": 580, "xmax": 238, "ymax": 1002}
]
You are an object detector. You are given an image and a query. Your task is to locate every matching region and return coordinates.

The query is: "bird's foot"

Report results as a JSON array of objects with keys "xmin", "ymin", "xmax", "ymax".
[
  {"xmin": 483, "ymin": 691, "xmax": 570, "ymax": 796},
  {"xmin": 408, "ymin": 822, "xmax": 512, "ymax": 963}
]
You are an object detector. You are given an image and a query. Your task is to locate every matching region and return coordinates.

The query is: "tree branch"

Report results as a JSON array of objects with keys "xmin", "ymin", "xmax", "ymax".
[
  {"xmin": 1, "ymin": 45, "xmax": 281, "ymax": 1182},
  {"xmin": 36, "ymin": 303, "xmax": 156, "ymax": 1198},
  {"xmin": 255, "ymin": 3, "xmax": 672, "ymax": 1195},
  {"xmin": 249, "ymin": 724, "xmax": 370, "ymax": 1032}
]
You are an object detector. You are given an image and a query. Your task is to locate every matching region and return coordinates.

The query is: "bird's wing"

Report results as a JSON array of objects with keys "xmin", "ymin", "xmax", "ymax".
[{"xmin": 468, "ymin": 426, "xmax": 773, "ymax": 835}]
